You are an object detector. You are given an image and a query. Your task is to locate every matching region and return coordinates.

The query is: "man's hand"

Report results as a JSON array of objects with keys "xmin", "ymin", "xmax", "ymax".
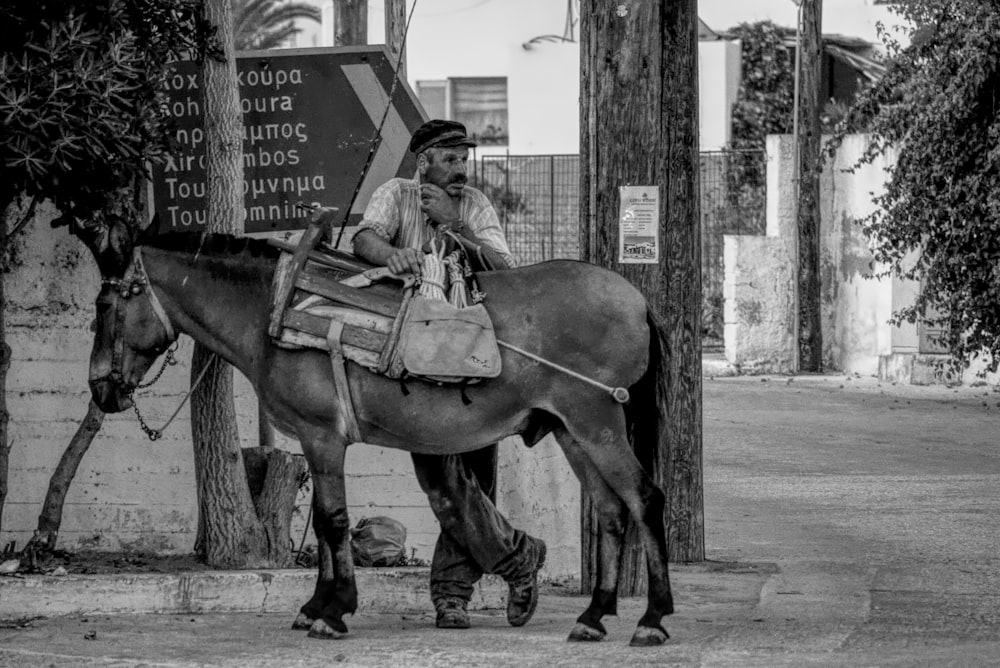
[
  {"xmin": 386, "ymin": 247, "xmax": 423, "ymax": 276},
  {"xmin": 353, "ymin": 229, "xmax": 423, "ymax": 277},
  {"xmin": 420, "ymin": 183, "xmax": 461, "ymax": 229}
]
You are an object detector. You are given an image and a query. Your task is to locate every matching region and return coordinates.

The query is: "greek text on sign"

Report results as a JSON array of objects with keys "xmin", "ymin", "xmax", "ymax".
[
  {"xmin": 150, "ymin": 46, "xmax": 425, "ymax": 235},
  {"xmin": 618, "ymin": 186, "xmax": 660, "ymax": 264}
]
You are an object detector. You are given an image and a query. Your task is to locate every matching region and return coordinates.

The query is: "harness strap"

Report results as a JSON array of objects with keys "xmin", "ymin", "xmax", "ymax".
[
  {"xmin": 326, "ymin": 319, "xmax": 363, "ymax": 443},
  {"xmin": 136, "ymin": 250, "xmax": 176, "ymax": 343}
]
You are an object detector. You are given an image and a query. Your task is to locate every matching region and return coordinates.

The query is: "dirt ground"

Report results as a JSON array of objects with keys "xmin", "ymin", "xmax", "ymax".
[{"xmin": 2, "ymin": 549, "xmax": 210, "ymax": 576}]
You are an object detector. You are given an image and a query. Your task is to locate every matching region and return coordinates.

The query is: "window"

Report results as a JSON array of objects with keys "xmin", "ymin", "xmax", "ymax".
[
  {"xmin": 416, "ymin": 80, "xmax": 447, "ymax": 120},
  {"xmin": 415, "ymin": 77, "xmax": 509, "ymax": 146},
  {"xmin": 450, "ymin": 77, "xmax": 508, "ymax": 145}
]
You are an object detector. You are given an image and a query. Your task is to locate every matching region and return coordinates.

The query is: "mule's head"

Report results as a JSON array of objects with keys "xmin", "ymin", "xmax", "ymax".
[{"xmin": 79, "ymin": 215, "xmax": 177, "ymax": 413}]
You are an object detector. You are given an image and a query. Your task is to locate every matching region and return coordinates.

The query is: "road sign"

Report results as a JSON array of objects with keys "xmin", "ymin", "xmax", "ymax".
[{"xmin": 149, "ymin": 46, "xmax": 427, "ymax": 235}]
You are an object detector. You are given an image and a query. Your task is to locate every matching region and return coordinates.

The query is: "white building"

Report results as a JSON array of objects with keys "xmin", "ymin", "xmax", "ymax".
[{"xmin": 289, "ymin": 0, "xmax": 902, "ymax": 154}]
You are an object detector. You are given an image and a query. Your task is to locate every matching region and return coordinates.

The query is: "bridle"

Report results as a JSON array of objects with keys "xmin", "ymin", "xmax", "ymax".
[{"xmin": 100, "ymin": 247, "xmax": 179, "ymax": 439}]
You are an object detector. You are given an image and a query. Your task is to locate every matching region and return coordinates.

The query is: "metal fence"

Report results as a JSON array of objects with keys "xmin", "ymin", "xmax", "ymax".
[
  {"xmin": 473, "ymin": 155, "xmax": 580, "ymax": 266},
  {"xmin": 472, "ymin": 150, "xmax": 766, "ymax": 341}
]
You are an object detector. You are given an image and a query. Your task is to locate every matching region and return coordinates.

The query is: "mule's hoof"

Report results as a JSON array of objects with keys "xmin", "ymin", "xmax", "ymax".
[
  {"xmin": 629, "ymin": 625, "xmax": 669, "ymax": 647},
  {"xmin": 567, "ymin": 622, "xmax": 606, "ymax": 642},
  {"xmin": 291, "ymin": 613, "xmax": 313, "ymax": 630},
  {"xmin": 307, "ymin": 619, "xmax": 349, "ymax": 640}
]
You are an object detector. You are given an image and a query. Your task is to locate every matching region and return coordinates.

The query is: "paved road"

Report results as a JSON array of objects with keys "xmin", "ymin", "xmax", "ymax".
[{"xmin": 1, "ymin": 374, "xmax": 997, "ymax": 666}]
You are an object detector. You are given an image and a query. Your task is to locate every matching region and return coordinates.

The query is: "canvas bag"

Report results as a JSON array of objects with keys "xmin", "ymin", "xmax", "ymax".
[{"xmin": 396, "ymin": 296, "xmax": 502, "ymax": 382}]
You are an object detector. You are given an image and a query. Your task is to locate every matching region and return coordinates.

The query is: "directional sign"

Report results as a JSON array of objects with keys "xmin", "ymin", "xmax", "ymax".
[{"xmin": 149, "ymin": 46, "xmax": 427, "ymax": 235}]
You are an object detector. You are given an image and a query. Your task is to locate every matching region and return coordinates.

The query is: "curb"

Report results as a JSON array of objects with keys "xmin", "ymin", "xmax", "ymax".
[
  {"xmin": 702, "ymin": 355, "xmax": 739, "ymax": 377},
  {"xmin": 0, "ymin": 568, "xmax": 507, "ymax": 619}
]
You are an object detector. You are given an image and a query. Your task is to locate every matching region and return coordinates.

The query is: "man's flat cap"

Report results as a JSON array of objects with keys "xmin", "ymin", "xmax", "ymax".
[{"xmin": 409, "ymin": 119, "xmax": 477, "ymax": 154}]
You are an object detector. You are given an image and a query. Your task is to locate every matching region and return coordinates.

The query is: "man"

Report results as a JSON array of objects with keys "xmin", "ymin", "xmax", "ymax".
[{"xmin": 352, "ymin": 119, "xmax": 547, "ymax": 630}]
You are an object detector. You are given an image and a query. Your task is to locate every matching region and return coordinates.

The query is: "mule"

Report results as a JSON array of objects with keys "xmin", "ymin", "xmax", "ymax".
[{"xmin": 80, "ymin": 221, "xmax": 674, "ymax": 646}]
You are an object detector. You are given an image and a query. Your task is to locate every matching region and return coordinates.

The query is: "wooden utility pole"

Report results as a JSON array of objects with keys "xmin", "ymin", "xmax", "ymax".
[
  {"xmin": 334, "ymin": 0, "xmax": 368, "ymax": 46},
  {"xmin": 796, "ymin": 0, "xmax": 823, "ymax": 371},
  {"xmin": 580, "ymin": 0, "xmax": 704, "ymax": 596},
  {"xmin": 385, "ymin": 0, "xmax": 407, "ymax": 79}
]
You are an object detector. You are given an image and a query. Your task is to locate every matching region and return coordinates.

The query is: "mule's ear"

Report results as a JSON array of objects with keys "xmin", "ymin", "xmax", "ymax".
[
  {"xmin": 138, "ymin": 212, "xmax": 161, "ymax": 245},
  {"xmin": 106, "ymin": 218, "xmax": 136, "ymax": 269},
  {"xmin": 73, "ymin": 217, "xmax": 111, "ymax": 258}
]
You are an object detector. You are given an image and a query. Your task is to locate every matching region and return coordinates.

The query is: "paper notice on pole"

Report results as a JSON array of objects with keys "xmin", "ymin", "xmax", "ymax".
[{"xmin": 618, "ymin": 186, "xmax": 659, "ymax": 264}]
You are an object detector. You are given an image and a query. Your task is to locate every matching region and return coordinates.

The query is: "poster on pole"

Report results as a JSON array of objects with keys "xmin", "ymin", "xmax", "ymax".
[{"xmin": 618, "ymin": 185, "xmax": 660, "ymax": 264}]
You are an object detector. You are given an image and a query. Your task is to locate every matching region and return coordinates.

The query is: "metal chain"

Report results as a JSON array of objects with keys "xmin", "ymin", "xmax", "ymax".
[
  {"xmin": 131, "ymin": 396, "xmax": 162, "ymax": 441},
  {"xmin": 136, "ymin": 342, "xmax": 179, "ymax": 389},
  {"xmin": 128, "ymin": 352, "xmax": 217, "ymax": 442}
]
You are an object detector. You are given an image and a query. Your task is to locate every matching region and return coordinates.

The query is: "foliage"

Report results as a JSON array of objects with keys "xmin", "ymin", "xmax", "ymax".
[
  {"xmin": 829, "ymin": 0, "xmax": 1000, "ymax": 373},
  {"xmin": 233, "ymin": 0, "xmax": 321, "ymax": 51},
  {"xmin": 729, "ymin": 21, "xmax": 797, "ymax": 154},
  {"xmin": 0, "ymin": 0, "xmax": 218, "ymax": 228}
]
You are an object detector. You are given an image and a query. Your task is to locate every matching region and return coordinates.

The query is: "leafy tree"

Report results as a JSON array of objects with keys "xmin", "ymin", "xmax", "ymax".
[
  {"xmin": 729, "ymin": 21, "xmax": 797, "ymax": 155},
  {"xmin": 0, "ymin": 1, "xmax": 215, "ymax": 225},
  {"xmin": 233, "ymin": 0, "xmax": 321, "ymax": 50},
  {"xmin": 831, "ymin": 0, "xmax": 1000, "ymax": 373},
  {"xmin": 0, "ymin": 0, "xmax": 215, "ymax": 539}
]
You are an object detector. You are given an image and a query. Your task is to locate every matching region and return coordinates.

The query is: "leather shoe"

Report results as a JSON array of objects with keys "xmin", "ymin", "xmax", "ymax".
[
  {"xmin": 506, "ymin": 539, "xmax": 547, "ymax": 627},
  {"xmin": 434, "ymin": 596, "xmax": 471, "ymax": 629}
]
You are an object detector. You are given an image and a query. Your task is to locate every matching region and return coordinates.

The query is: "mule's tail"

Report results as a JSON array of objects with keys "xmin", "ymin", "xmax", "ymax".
[{"xmin": 623, "ymin": 307, "xmax": 671, "ymax": 481}]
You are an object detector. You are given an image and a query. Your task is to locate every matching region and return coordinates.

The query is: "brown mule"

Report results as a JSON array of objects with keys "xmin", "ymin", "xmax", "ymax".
[{"xmin": 80, "ymin": 222, "xmax": 674, "ymax": 646}]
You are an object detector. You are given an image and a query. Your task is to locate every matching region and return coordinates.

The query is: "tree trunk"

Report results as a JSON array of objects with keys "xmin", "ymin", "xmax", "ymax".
[
  {"xmin": 579, "ymin": 0, "xmax": 704, "ymax": 595},
  {"xmin": 333, "ymin": 0, "xmax": 368, "ymax": 46},
  {"xmin": 0, "ymin": 193, "xmax": 31, "ymax": 537},
  {"xmin": 194, "ymin": 0, "xmax": 272, "ymax": 568},
  {"xmin": 0, "ymin": 202, "xmax": 12, "ymax": 535},
  {"xmin": 384, "ymin": 0, "xmax": 407, "ymax": 79},
  {"xmin": 243, "ymin": 447, "xmax": 309, "ymax": 566},
  {"xmin": 796, "ymin": 0, "xmax": 823, "ymax": 371},
  {"xmin": 26, "ymin": 401, "xmax": 105, "ymax": 551},
  {"xmin": 190, "ymin": 349, "xmax": 271, "ymax": 567}
]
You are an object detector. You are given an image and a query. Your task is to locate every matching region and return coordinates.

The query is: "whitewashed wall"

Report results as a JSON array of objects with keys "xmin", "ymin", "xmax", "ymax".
[{"xmin": 723, "ymin": 134, "xmax": 999, "ymax": 385}]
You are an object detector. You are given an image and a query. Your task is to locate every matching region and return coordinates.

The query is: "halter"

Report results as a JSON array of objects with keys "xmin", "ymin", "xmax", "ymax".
[{"xmin": 101, "ymin": 247, "xmax": 178, "ymax": 397}]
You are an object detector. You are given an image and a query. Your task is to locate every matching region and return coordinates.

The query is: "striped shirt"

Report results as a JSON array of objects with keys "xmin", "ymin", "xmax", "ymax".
[{"xmin": 354, "ymin": 177, "xmax": 516, "ymax": 268}]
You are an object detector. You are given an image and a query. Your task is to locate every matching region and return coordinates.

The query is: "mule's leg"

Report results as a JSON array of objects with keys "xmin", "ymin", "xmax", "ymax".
[
  {"xmin": 561, "ymin": 406, "xmax": 674, "ymax": 646},
  {"xmin": 292, "ymin": 488, "xmax": 336, "ymax": 630},
  {"xmin": 553, "ymin": 427, "xmax": 628, "ymax": 642},
  {"xmin": 292, "ymin": 436, "xmax": 357, "ymax": 639}
]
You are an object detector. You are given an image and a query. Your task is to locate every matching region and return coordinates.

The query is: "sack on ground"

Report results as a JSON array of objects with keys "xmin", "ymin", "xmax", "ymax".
[{"xmin": 350, "ymin": 516, "xmax": 408, "ymax": 567}]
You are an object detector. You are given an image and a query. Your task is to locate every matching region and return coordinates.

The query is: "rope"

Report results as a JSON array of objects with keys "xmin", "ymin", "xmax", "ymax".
[
  {"xmin": 445, "ymin": 251, "xmax": 469, "ymax": 308},
  {"xmin": 418, "ymin": 240, "xmax": 448, "ymax": 301},
  {"xmin": 133, "ymin": 353, "xmax": 217, "ymax": 441},
  {"xmin": 495, "ymin": 339, "xmax": 631, "ymax": 403},
  {"xmin": 334, "ymin": 0, "xmax": 421, "ymax": 249}
]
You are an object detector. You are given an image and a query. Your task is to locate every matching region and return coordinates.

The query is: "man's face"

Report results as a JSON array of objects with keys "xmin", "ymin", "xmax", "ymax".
[{"xmin": 420, "ymin": 146, "xmax": 469, "ymax": 196}]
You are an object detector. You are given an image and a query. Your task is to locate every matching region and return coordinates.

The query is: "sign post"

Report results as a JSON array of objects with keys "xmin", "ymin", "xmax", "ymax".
[{"xmin": 150, "ymin": 46, "xmax": 427, "ymax": 236}]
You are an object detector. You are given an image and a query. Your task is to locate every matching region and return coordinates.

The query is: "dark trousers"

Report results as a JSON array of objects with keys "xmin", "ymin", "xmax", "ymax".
[{"xmin": 411, "ymin": 445, "xmax": 536, "ymax": 602}]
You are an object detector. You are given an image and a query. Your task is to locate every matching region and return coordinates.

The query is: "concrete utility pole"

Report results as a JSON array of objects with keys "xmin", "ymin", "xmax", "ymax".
[
  {"xmin": 385, "ymin": 0, "xmax": 407, "ymax": 79},
  {"xmin": 334, "ymin": 0, "xmax": 368, "ymax": 46},
  {"xmin": 580, "ymin": 0, "xmax": 704, "ymax": 595},
  {"xmin": 796, "ymin": 0, "xmax": 823, "ymax": 371}
]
